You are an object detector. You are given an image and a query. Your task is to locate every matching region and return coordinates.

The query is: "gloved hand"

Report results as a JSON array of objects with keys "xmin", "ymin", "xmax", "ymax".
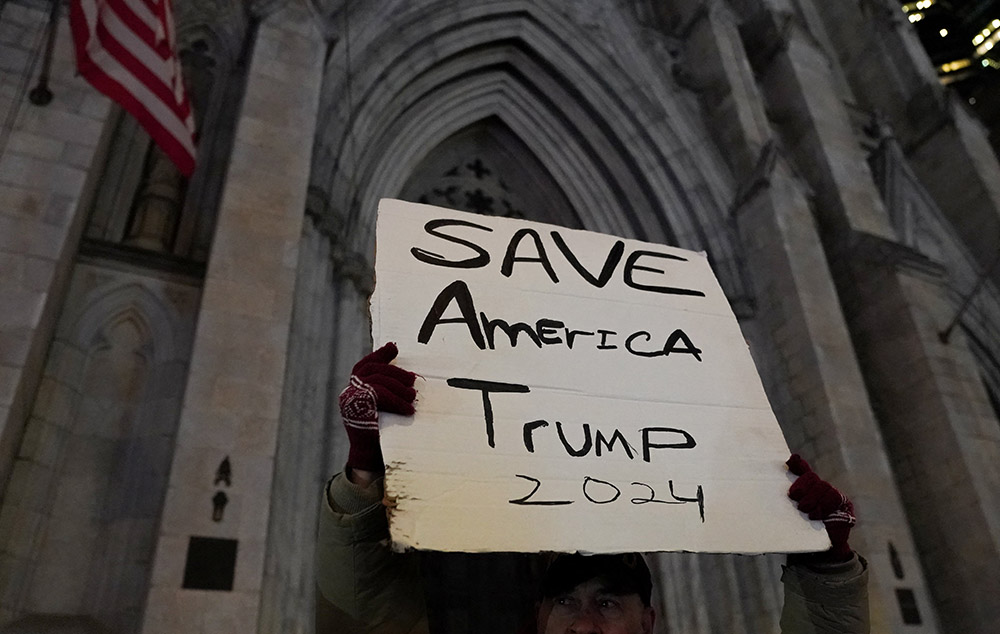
[
  {"xmin": 787, "ymin": 454, "xmax": 856, "ymax": 562},
  {"xmin": 339, "ymin": 342, "xmax": 417, "ymax": 473}
]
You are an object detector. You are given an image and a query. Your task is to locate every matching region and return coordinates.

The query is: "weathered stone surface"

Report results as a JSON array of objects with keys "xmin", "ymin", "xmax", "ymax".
[{"xmin": 1, "ymin": 0, "xmax": 999, "ymax": 632}]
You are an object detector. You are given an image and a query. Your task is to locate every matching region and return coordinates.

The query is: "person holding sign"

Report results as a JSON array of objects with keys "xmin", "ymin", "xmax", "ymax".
[{"xmin": 315, "ymin": 344, "xmax": 869, "ymax": 634}]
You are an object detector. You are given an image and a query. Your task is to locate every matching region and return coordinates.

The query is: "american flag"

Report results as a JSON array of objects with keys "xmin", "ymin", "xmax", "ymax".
[{"xmin": 70, "ymin": 0, "xmax": 196, "ymax": 176}]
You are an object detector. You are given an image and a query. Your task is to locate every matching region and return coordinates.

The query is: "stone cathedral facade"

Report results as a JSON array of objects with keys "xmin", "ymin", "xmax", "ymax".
[{"xmin": 1, "ymin": 0, "xmax": 999, "ymax": 633}]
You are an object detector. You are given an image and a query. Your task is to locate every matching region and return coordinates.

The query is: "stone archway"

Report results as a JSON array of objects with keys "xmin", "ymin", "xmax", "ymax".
[
  {"xmin": 0, "ymin": 278, "xmax": 194, "ymax": 634},
  {"xmin": 311, "ymin": 2, "xmax": 747, "ymax": 298},
  {"xmin": 399, "ymin": 117, "xmax": 577, "ymax": 226},
  {"xmin": 264, "ymin": 3, "xmax": 771, "ymax": 632}
]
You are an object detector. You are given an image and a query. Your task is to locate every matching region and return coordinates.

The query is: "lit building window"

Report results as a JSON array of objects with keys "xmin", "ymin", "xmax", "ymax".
[
  {"xmin": 902, "ymin": 0, "xmax": 936, "ymax": 13},
  {"xmin": 972, "ymin": 20, "xmax": 1000, "ymax": 56},
  {"xmin": 939, "ymin": 59, "xmax": 972, "ymax": 73},
  {"xmin": 909, "ymin": 12, "xmax": 925, "ymax": 23}
]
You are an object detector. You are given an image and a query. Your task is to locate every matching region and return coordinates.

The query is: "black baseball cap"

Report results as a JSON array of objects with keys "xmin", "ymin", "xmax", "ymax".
[{"xmin": 540, "ymin": 552, "xmax": 653, "ymax": 607}]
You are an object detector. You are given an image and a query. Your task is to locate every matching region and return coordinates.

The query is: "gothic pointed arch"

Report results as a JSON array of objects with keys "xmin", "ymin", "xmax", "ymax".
[
  {"xmin": 310, "ymin": 0, "xmax": 751, "ymax": 306},
  {"xmin": 70, "ymin": 283, "xmax": 183, "ymax": 365},
  {"xmin": 0, "ymin": 278, "xmax": 195, "ymax": 632},
  {"xmin": 399, "ymin": 117, "xmax": 577, "ymax": 225}
]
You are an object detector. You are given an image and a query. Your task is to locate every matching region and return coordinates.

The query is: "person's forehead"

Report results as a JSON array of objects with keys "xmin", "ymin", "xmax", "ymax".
[{"xmin": 568, "ymin": 577, "xmax": 639, "ymax": 598}]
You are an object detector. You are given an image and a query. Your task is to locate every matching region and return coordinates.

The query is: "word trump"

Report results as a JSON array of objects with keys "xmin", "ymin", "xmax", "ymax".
[{"xmin": 447, "ymin": 378, "xmax": 698, "ymax": 462}]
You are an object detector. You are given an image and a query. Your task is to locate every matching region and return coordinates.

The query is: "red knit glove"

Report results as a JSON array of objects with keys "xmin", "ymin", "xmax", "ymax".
[
  {"xmin": 787, "ymin": 454, "xmax": 856, "ymax": 562},
  {"xmin": 339, "ymin": 343, "xmax": 417, "ymax": 472}
]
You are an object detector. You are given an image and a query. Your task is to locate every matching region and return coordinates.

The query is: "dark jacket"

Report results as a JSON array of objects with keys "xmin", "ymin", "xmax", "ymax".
[{"xmin": 316, "ymin": 473, "xmax": 869, "ymax": 634}]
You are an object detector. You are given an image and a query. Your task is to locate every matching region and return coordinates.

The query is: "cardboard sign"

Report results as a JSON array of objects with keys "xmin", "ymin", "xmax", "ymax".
[{"xmin": 370, "ymin": 198, "xmax": 829, "ymax": 554}]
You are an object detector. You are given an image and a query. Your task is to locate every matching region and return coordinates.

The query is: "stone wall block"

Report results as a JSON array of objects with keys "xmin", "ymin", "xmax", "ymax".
[
  {"xmin": 0, "ymin": 288, "xmax": 45, "ymax": 330},
  {"xmin": 7, "ymin": 131, "xmax": 66, "ymax": 162},
  {"xmin": 0, "ymin": 155, "xmax": 87, "ymax": 198},
  {"xmin": 173, "ymin": 409, "xmax": 238, "ymax": 452},
  {"xmin": 16, "ymin": 107, "xmax": 105, "ymax": 149},
  {"xmin": 0, "ymin": 4, "xmax": 112, "ymax": 506},
  {"xmin": 200, "ymin": 590, "xmax": 259, "ymax": 632},
  {"xmin": 200, "ymin": 279, "xmax": 277, "ymax": 320},
  {"xmin": 0, "ymin": 504, "xmax": 42, "ymax": 559},
  {"xmin": 234, "ymin": 414, "xmax": 279, "ymax": 456},
  {"xmin": 232, "ymin": 538, "xmax": 266, "ymax": 592},
  {"xmin": 147, "ymin": 534, "xmax": 187, "ymax": 588},
  {"xmin": 140, "ymin": 587, "xmax": 203, "ymax": 634}
]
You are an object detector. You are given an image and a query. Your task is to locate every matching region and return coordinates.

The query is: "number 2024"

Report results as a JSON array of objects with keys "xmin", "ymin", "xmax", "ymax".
[{"xmin": 509, "ymin": 474, "xmax": 705, "ymax": 523}]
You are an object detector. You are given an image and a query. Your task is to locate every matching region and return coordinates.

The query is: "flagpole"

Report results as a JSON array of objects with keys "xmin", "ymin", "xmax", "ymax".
[{"xmin": 28, "ymin": 0, "xmax": 62, "ymax": 106}]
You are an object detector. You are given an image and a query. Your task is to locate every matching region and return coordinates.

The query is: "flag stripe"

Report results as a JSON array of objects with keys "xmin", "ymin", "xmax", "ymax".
[
  {"xmin": 79, "ymin": 0, "xmax": 193, "ymax": 130},
  {"xmin": 70, "ymin": 0, "xmax": 196, "ymax": 176},
  {"xmin": 119, "ymin": 0, "xmax": 159, "ymax": 34},
  {"xmin": 84, "ymin": 28, "xmax": 194, "ymax": 146},
  {"xmin": 82, "ymin": 66, "xmax": 196, "ymax": 174},
  {"xmin": 87, "ymin": 47, "xmax": 195, "ymax": 155},
  {"xmin": 106, "ymin": 0, "xmax": 159, "ymax": 50},
  {"xmin": 138, "ymin": 0, "xmax": 159, "ymax": 15},
  {"xmin": 94, "ymin": 18, "xmax": 189, "ymax": 119},
  {"xmin": 99, "ymin": 0, "xmax": 188, "ymax": 116}
]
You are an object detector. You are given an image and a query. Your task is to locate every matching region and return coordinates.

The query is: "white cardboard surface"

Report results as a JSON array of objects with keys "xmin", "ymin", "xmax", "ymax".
[{"xmin": 370, "ymin": 198, "xmax": 829, "ymax": 554}]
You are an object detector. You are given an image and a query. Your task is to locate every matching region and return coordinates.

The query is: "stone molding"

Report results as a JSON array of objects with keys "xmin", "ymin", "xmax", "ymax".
[
  {"xmin": 847, "ymin": 230, "xmax": 947, "ymax": 281},
  {"xmin": 175, "ymin": 0, "xmax": 250, "ymax": 67},
  {"xmin": 304, "ymin": 186, "xmax": 373, "ymax": 294},
  {"xmin": 309, "ymin": 1, "xmax": 754, "ymax": 307}
]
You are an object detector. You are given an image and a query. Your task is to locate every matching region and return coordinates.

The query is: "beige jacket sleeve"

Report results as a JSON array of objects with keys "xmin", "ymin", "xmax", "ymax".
[
  {"xmin": 315, "ymin": 473, "xmax": 429, "ymax": 634},
  {"xmin": 780, "ymin": 553, "xmax": 870, "ymax": 634}
]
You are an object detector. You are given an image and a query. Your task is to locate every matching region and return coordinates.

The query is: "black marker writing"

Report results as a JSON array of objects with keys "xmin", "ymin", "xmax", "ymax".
[
  {"xmin": 502, "ymin": 228, "xmax": 559, "ymax": 283},
  {"xmin": 419, "ymin": 281, "xmax": 703, "ymax": 362},
  {"xmin": 449, "ymin": 379, "xmax": 697, "ymax": 462},
  {"xmin": 523, "ymin": 420, "xmax": 548, "ymax": 452},
  {"xmin": 446, "ymin": 377, "xmax": 530, "ymax": 448},
  {"xmin": 594, "ymin": 428, "xmax": 637, "ymax": 459},
  {"xmin": 624, "ymin": 250, "xmax": 706, "ymax": 297},
  {"xmin": 411, "ymin": 218, "xmax": 706, "ymax": 298},
  {"xmin": 583, "ymin": 476, "xmax": 621, "ymax": 504},
  {"xmin": 509, "ymin": 474, "xmax": 573, "ymax": 506},
  {"xmin": 418, "ymin": 280, "xmax": 485, "ymax": 348},
  {"xmin": 550, "ymin": 232, "xmax": 624, "ymax": 288},
  {"xmin": 642, "ymin": 427, "xmax": 697, "ymax": 462},
  {"xmin": 556, "ymin": 421, "xmax": 592, "ymax": 457},
  {"xmin": 508, "ymin": 474, "xmax": 706, "ymax": 522},
  {"xmin": 410, "ymin": 218, "xmax": 493, "ymax": 268}
]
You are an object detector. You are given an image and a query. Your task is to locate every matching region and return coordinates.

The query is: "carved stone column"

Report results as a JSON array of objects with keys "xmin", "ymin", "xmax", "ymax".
[{"xmin": 140, "ymin": 3, "xmax": 324, "ymax": 632}]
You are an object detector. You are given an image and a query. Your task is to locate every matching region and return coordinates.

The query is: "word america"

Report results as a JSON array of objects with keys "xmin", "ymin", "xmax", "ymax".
[{"xmin": 418, "ymin": 280, "xmax": 703, "ymax": 360}]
